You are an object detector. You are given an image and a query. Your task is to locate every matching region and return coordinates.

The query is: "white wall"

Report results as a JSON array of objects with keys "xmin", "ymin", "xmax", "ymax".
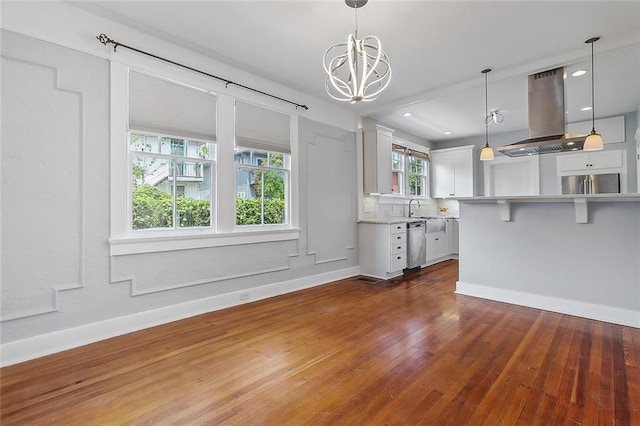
[
  {"xmin": 456, "ymin": 200, "xmax": 640, "ymax": 326},
  {"xmin": 0, "ymin": 3, "xmax": 360, "ymax": 365}
]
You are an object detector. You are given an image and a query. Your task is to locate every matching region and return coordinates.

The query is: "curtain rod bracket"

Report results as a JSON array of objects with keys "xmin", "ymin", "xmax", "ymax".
[{"xmin": 96, "ymin": 33, "xmax": 309, "ymax": 111}]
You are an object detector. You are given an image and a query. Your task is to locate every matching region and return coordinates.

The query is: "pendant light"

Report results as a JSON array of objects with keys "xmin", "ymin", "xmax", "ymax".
[
  {"xmin": 480, "ymin": 68, "xmax": 495, "ymax": 161},
  {"xmin": 583, "ymin": 37, "xmax": 603, "ymax": 151},
  {"xmin": 323, "ymin": 0, "xmax": 392, "ymax": 103}
]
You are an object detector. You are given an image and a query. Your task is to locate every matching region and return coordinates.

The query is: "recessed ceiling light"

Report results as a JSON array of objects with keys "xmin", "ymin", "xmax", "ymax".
[
  {"xmin": 581, "ymin": 106, "xmax": 593, "ymax": 111},
  {"xmin": 444, "ymin": 131, "xmax": 452, "ymax": 135},
  {"xmin": 519, "ymin": 148, "xmax": 526, "ymax": 151},
  {"xmin": 572, "ymin": 70, "xmax": 587, "ymax": 77},
  {"xmin": 403, "ymin": 112, "xmax": 413, "ymax": 117},
  {"xmin": 567, "ymin": 142, "xmax": 575, "ymax": 146}
]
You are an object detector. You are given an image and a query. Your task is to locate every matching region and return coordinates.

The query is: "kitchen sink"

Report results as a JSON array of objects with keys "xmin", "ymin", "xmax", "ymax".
[{"xmin": 425, "ymin": 218, "xmax": 446, "ymax": 233}]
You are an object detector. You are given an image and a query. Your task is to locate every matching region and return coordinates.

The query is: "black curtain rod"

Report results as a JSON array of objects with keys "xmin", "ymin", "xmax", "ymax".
[{"xmin": 96, "ymin": 34, "xmax": 309, "ymax": 111}]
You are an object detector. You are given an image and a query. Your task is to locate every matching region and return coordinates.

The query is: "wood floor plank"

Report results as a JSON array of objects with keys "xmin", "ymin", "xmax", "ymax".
[{"xmin": 1, "ymin": 260, "xmax": 639, "ymax": 425}]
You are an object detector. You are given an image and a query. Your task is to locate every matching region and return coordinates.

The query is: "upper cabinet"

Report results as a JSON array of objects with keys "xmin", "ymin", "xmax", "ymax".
[
  {"xmin": 430, "ymin": 145, "xmax": 475, "ymax": 198},
  {"xmin": 557, "ymin": 149, "xmax": 624, "ymax": 173},
  {"xmin": 363, "ymin": 125, "xmax": 394, "ymax": 194}
]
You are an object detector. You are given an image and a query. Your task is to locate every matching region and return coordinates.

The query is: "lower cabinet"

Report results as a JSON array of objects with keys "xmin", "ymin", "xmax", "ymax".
[
  {"xmin": 426, "ymin": 232, "xmax": 449, "ymax": 262},
  {"xmin": 425, "ymin": 219, "xmax": 459, "ymax": 263},
  {"xmin": 359, "ymin": 223, "xmax": 406, "ymax": 279}
]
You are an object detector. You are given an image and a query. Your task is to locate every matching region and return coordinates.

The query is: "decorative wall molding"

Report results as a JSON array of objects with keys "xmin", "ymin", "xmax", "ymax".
[
  {"xmin": 1, "ymin": 266, "xmax": 359, "ymax": 367},
  {"xmin": 306, "ymin": 132, "xmax": 356, "ymax": 265},
  {"xmin": 455, "ymin": 281, "xmax": 640, "ymax": 328},
  {"xmin": 1, "ymin": 51, "xmax": 87, "ymax": 322}
]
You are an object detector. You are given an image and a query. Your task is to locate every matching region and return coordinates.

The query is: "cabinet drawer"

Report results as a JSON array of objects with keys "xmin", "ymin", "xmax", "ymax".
[
  {"xmin": 390, "ymin": 242, "xmax": 406, "ymax": 255},
  {"xmin": 390, "ymin": 253, "xmax": 406, "ymax": 272},
  {"xmin": 390, "ymin": 232, "xmax": 406, "ymax": 244},
  {"xmin": 390, "ymin": 223, "xmax": 405, "ymax": 234}
]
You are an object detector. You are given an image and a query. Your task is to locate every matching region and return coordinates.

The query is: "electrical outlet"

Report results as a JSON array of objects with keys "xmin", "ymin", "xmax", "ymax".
[{"xmin": 239, "ymin": 292, "xmax": 250, "ymax": 301}]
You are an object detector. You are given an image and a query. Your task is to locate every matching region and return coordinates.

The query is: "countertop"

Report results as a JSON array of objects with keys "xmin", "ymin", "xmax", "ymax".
[{"xmin": 455, "ymin": 193, "xmax": 640, "ymax": 203}]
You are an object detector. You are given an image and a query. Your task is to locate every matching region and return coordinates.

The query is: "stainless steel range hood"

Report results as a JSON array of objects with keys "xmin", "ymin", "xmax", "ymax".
[{"xmin": 497, "ymin": 67, "xmax": 587, "ymax": 157}]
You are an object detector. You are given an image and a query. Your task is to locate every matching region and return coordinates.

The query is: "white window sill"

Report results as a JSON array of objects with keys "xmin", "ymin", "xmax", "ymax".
[{"xmin": 109, "ymin": 228, "xmax": 301, "ymax": 256}]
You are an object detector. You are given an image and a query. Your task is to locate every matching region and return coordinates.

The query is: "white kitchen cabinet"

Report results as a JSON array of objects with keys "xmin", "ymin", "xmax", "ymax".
[
  {"xmin": 359, "ymin": 222, "xmax": 406, "ymax": 279},
  {"xmin": 430, "ymin": 145, "xmax": 475, "ymax": 198},
  {"xmin": 425, "ymin": 219, "xmax": 458, "ymax": 262},
  {"xmin": 557, "ymin": 149, "xmax": 624, "ymax": 174},
  {"xmin": 363, "ymin": 125, "xmax": 394, "ymax": 194},
  {"xmin": 426, "ymin": 232, "xmax": 450, "ymax": 261}
]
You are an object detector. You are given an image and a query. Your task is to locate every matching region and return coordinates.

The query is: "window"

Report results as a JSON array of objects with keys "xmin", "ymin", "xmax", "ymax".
[
  {"xmin": 407, "ymin": 156, "xmax": 427, "ymax": 197},
  {"xmin": 235, "ymin": 148, "xmax": 289, "ymax": 226},
  {"xmin": 391, "ymin": 151, "xmax": 404, "ymax": 195},
  {"xmin": 391, "ymin": 144, "xmax": 429, "ymax": 197},
  {"xmin": 111, "ymin": 64, "xmax": 300, "ymax": 255},
  {"xmin": 129, "ymin": 132, "xmax": 215, "ymax": 230},
  {"xmin": 128, "ymin": 71, "xmax": 217, "ymax": 232},
  {"xmin": 235, "ymin": 101, "xmax": 291, "ymax": 228}
]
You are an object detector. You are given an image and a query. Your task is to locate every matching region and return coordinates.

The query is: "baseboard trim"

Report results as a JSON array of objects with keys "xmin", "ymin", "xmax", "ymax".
[
  {"xmin": 1, "ymin": 266, "xmax": 359, "ymax": 367},
  {"xmin": 455, "ymin": 281, "xmax": 640, "ymax": 328}
]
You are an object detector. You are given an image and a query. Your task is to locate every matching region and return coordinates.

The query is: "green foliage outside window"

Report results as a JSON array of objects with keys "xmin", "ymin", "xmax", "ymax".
[
  {"xmin": 235, "ymin": 198, "xmax": 285, "ymax": 225},
  {"xmin": 132, "ymin": 184, "xmax": 210, "ymax": 229}
]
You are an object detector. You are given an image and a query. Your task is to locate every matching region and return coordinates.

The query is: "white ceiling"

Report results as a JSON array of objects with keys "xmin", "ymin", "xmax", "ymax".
[{"xmin": 75, "ymin": 1, "xmax": 640, "ymax": 143}]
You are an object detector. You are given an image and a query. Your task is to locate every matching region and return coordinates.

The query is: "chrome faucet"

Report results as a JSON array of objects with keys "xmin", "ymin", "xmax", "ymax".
[{"xmin": 408, "ymin": 198, "xmax": 420, "ymax": 217}]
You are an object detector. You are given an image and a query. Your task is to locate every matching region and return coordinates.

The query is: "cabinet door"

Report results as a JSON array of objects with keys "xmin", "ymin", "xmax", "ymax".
[
  {"xmin": 453, "ymin": 149, "xmax": 474, "ymax": 197},
  {"xmin": 557, "ymin": 150, "xmax": 623, "ymax": 173},
  {"xmin": 426, "ymin": 235, "xmax": 438, "ymax": 261},
  {"xmin": 363, "ymin": 127, "xmax": 393, "ymax": 194},
  {"xmin": 431, "ymin": 153, "xmax": 453, "ymax": 197},
  {"xmin": 590, "ymin": 150, "xmax": 623, "ymax": 170}
]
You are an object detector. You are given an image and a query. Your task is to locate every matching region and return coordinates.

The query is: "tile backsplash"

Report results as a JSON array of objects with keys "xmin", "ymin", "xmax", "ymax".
[{"xmin": 361, "ymin": 196, "xmax": 459, "ymax": 219}]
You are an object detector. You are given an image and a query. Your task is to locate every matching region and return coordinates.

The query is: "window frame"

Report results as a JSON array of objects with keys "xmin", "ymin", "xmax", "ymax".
[
  {"xmin": 128, "ymin": 130, "xmax": 217, "ymax": 233},
  {"xmin": 108, "ymin": 62, "xmax": 300, "ymax": 256},
  {"xmin": 234, "ymin": 147, "xmax": 291, "ymax": 229},
  {"xmin": 384, "ymin": 142, "xmax": 430, "ymax": 200},
  {"xmin": 406, "ymin": 155, "xmax": 428, "ymax": 197}
]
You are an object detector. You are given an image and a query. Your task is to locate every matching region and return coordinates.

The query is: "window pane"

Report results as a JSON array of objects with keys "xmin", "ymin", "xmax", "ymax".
[
  {"xmin": 235, "ymin": 167, "xmax": 261, "ymax": 225},
  {"xmin": 268, "ymin": 152, "xmax": 285, "ymax": 168},
  {"xmin": 176, "ymin": 161, "xmax": 211, "ymax": 228},
  {"xmin": 185, "ymin": 140, "xmax": 211, "ymax": 159},
  {"xmin": 409, "ymin": 176, "xmax": 425, "ymax": 196},
  {"xmin": 392, "ymin": 152, "xmax": 403, "ymax": 171},
  {"xmin": 130, "ymin": 133, "xmax": 159, "ymax": 153},
  {"xmin": 409, "ymin": 157, "xmax": 424, "ymax": 174},
  {"xmin": 263, "ymin": 170, "xmax": 286, "ymax": 225},
  {"xmin": 131, "ymin": 156, "xmax": 173, "ymax": 229},
  {"xmin": 392, "ymin": 171, "xmax": 402, "ymax": 194}
]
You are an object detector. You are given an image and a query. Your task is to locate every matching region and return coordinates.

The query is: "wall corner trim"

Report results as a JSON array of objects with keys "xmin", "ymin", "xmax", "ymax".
[
  {"xmin": 455, "ymin": 281, "xmax": 640, "ymax": 328},
  {"xmin": 1, "ymin": 266, "xmax": 359, "ymax": 367}
]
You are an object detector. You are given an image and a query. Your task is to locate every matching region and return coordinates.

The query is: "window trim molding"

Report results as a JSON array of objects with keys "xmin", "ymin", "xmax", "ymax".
[{"xmin": 109, "ymin": 228, "xmax": 301, "ymax": 256}]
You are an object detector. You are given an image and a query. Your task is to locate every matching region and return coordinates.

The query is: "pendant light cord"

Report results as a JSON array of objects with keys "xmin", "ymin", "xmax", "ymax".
[
  {"xmin": 590, "ymin": 40, "xmax": 596, "ymax": 133},
  {"xmin": 482, "ymin": 68, "xmax": 491, "ymax": 148},
  {"xmin": 353, "ymin": 1, "xmax": 359, "ymax": 38},
  {"xmin": 485, "ymin": 72, "xmax": 489, "ymax": 146}
]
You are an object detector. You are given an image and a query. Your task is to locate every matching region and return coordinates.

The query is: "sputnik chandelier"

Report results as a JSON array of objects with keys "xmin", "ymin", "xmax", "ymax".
[{"xmin": 323, "ymin": 0, "xmax": 392, "ymax": 103}]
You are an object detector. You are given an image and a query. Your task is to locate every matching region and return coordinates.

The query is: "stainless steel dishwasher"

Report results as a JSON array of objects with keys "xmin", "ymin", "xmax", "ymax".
[{"xmin": 406, "ymin": 221, "xmax": 426, "ymax": 269}]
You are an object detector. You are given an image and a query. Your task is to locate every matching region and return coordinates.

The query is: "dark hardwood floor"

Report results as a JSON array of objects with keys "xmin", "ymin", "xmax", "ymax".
[{"xmin": 1, "ymin": 260, "xmax": 639, "ymax": 425}]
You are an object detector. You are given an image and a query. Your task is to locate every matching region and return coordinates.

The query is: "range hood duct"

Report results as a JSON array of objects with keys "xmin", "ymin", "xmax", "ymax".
[{"xmin": 497, "ymin": 67, "xmax": 586, "ymax": 157}]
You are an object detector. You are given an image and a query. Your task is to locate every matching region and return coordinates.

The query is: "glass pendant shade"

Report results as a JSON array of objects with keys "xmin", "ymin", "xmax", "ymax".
[
  {"xmin": 480, "ymin": 144, "xmax": 495, "ymax": 161},
  {"xmin": 583, "ymin": 130, "xmax": 603, "ymax": 151}
]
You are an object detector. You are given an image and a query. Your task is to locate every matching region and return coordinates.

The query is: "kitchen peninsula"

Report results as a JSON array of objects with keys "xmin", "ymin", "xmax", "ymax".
[{"xmin": 455, "ymin": 194, "xmax": 640, "ymax": 327}]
